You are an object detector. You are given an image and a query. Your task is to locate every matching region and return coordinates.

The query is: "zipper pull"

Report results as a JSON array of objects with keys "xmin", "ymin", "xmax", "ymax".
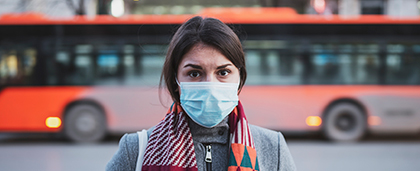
[{"xmin": 205, "ymin": 145, "xmax": 212, "ymax": 163}]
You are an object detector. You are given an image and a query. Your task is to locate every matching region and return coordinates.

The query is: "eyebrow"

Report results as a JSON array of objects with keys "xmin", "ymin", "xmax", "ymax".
[
  {"xmin": 183, "ymin": 63, "xmax": 233, "ymax": 69},
  {"xmin": 216, "ymin": 64, "xmax": 232, "ymax": 69},
  {"xmin": 183, "ymin": 64, "xmax": 202, "ymax": 69}
]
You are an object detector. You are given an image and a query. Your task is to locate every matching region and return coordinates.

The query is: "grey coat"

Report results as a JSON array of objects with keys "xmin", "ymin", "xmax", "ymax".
[{"xmin": 106, "ymin": 123, "xmax": 296, "ymax": 171}]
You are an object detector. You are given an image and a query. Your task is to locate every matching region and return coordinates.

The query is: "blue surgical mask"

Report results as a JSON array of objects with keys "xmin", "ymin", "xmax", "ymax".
[{"xmin": 178, "ymin": 81, "xmax": 239, "ymax": 128}]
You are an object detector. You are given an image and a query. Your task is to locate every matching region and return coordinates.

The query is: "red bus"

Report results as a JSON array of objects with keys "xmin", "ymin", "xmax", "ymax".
[{"xmin": 1, "ymin": 8, "xmax": 420, "ymax": 142}]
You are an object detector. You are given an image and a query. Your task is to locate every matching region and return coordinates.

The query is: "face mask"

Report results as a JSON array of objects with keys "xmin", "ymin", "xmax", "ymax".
[{"xmin": 178, "ymin": 81, "xmax": 239, "ymax": 128}]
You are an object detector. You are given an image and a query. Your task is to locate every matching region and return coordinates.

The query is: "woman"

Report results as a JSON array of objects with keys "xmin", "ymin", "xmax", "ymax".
[{"xmin": 106, "ymin": 16, "xmax": 296, "ymax": 171}]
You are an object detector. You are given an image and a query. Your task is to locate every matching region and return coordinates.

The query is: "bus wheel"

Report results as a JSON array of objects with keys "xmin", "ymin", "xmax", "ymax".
[
  {"xmin": 64, "ymin": 104, "xmax": 107, "ymax": 143},
  {"xmin": 323, "ymin": 103, "xmax": 366, "ymax": 142}
]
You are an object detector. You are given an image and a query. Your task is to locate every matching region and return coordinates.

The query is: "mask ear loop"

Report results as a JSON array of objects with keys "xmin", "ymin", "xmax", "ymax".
[{"xmin": 174, "ymin": 73, "xmax": 181, "ymax": 86}]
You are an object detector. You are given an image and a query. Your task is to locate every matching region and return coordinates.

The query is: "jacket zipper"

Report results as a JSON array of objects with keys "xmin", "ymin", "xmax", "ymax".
[{"xmin": 205, "ymin": 145, "xmax": 212, "ymax": 171}]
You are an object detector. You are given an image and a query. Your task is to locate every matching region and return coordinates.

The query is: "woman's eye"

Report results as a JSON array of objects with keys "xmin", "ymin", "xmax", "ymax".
[
  {"xmin": 189, "ymin": 71, "xmax": 200, "ymax": 78},
  {"xmin": 219, "ymin": 70, "xmax": 230, "ymax": 76}
]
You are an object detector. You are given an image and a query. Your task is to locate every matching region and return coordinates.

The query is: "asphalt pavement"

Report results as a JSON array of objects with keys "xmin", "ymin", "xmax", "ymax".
[{"xmin": 0, "ymin": 134, "xmax": 419, "ymax": 171}]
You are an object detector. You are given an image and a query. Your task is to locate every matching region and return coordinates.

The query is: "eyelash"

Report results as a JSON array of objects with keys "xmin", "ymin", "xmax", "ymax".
[
  {"xmin": 187, "ymin": 70, "xmax": 201, "ymax": 78},
  {"xmin": 218, "ymin": 69, "xmax": 231, "ymax": 76},
  {"xmin": 186, "ymin": 69, "xmax": 231, "ymax": 79},
  {"xmin": 187, "ymin": 69, "xmax": 232, "ymax": 78}
]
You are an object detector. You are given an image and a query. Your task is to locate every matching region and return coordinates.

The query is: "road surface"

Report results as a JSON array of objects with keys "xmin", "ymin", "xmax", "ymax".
[{"xmin": 0, "ymin": 134, "xmax": 419, "ymax": 171}]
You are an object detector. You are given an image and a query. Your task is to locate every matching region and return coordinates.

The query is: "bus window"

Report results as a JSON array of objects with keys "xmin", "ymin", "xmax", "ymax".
[
  {"xmin": 312, "ymin": 53, "xmax": 339, "ymax": 84},
  {"xmin": 310, "ymin": 44, "xmax": 340, "ymax": 84},
  {"xmin": 0, "ymin": 51, "xmax": 19, "ymax": 85},
  {"xmin": 74, "ymin": 55, "xmax": 93, "ymax": 85},
  {"xmin": 266, "ymin": 51, "xmax": 279, "ymax": 76},
  {"xmin": 139, "ymin": 45, "xmax": 166, "ymax": 86},
  {"xmin": 386, "ymin": 44, "xmax": 420, "ymax": 85},
  {"xmin": 247, "ymin": 49, "xmax": 303, "ymax": 85},
  {"xmin": 56, "ymin": 51, "xmax": 70, "ymax": 65},
  {"xmin": 336, "ymin": 44, "xmax": 354, "ymax": 84},
  {"xmin": 244, "ymin": 40, "xmax": 301, "ymax": 85},
  {"xmin": 358, "ymin": 44, "xmax": 379, "ymax": 53},
  {"xmin": 97, "ymin": 53, "xmax": 120, "ymax": 81},
  {"xmin": 356, "ymin": 54, "xmax": 379, "ymax": 84},
  {"xmin": 355, "ymin": 44, "xmax": 380, "ymax": 84},
  {"xmin": 23, "ymin": 49, "xmax": 37, "ymax": 78},
  {"xmin": 140, "ymin": 55, "xmax": 164, "ymax": 86},
  {"xmin": 63, "ymin": 44, "xmax": 94, "ymax": 85},
  {"xmin": 337, "ymin": 54, "xmax": 353, "ymax": 84},
  {"xmin": 123, "ymin": 45, "xmax": 136, "ymax": 78},
  {"xmin": 264, "ymin": 50, "xmax": 293, "ymax": 85},
  {"xmin": 122, "ymin": 44, "xmax": 145, "ymax": 86},
  {"xmin": 413, "ymin": 45, "xmax": 420, "ymax": 53},
  {"xmin": 54, "ymin": 51, "xmax": 71, "ymax": 85},
  {"xmin": 245, "ymin": 50, "xmax": 262, "ymax": 85},
  {"xmin": 278, "ymin": 52, "xmax": 294, "ymax": 77},
  {"xmin": 278, "ymin": 52, "xmax": 302, "ymax": 85},
  {"xmin": 95, "ymin": 43, "xmax": 125, "ymax": 85},
  {"xmin": 0, "ymin": 48, "xmax": 37, "ymax": 86}
]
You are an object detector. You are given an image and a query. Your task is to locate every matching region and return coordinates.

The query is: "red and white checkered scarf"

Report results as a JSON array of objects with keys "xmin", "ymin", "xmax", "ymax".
[{"xmin": 142, "ymin": 101, "xmax": 259, "ymax": 171}]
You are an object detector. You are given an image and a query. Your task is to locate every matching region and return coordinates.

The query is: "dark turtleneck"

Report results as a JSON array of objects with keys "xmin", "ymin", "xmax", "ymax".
[{"xmin": 187, "ymin": 115, "xmax": 230, "ymax": 171}]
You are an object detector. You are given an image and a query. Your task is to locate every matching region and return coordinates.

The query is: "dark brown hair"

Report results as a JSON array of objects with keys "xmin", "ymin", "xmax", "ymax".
[{"xmin": 160, "ymin": 16, "xmax": 247, "ymax": 102}]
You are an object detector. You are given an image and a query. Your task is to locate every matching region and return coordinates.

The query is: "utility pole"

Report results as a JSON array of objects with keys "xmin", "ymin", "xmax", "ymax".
[
  {"xmin": 66, "ymin": 0, "xmax": 86, "ymax": 15},
  {"xmin": 97, "ymin": 0, "xmax": 110, "ymax": 15}
]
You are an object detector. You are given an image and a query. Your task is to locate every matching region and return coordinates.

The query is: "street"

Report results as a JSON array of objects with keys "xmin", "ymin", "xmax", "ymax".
[
  {"xmin": 288, "ymin": 140, "xmax": 420, "ymax": 171},
  {"xmin": 0, "ymin": 134, "xmax": 419, "ymax": 171}
]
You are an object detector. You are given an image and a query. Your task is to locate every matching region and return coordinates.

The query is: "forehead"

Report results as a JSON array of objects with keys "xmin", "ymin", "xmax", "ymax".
[{"xmin": 179, "ymin": 43, "xmax": 232, "ymax": 66}]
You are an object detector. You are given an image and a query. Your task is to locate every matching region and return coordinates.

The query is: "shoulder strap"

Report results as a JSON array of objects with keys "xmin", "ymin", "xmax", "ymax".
[{"xmin": 135, "ymin": 129, "xmax": 149, "ymax": 171}]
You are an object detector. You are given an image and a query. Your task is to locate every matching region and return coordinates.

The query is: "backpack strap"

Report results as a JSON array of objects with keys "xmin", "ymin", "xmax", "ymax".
[{"xmin": 135, "ymin": 129, "xmax": 149, "ymax": 171}]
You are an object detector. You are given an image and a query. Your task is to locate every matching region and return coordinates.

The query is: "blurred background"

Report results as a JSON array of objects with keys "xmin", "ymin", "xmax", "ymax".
[{"xmin": 1, "ymin": 0, "xmax": 420, "ymax": 171}]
